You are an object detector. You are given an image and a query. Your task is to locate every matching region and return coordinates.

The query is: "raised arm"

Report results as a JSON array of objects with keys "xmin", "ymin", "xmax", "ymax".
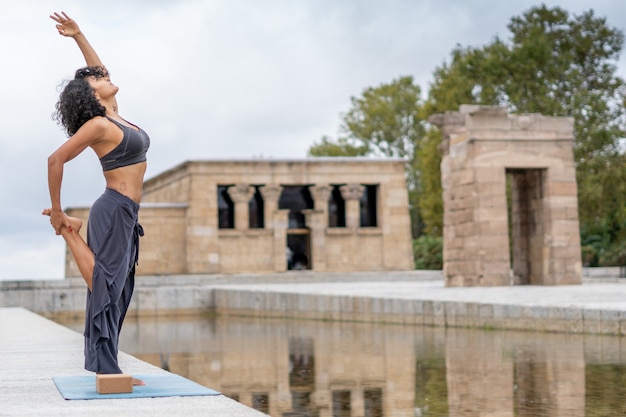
[{"xmin": 50, "ymin": 12, "xmax": 104, "ymax": 68}]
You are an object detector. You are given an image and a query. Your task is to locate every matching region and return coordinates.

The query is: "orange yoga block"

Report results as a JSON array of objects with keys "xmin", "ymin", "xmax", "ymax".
[{"xmin": 96, "ymin": 374, "xmax": 133, "ymax": 394}]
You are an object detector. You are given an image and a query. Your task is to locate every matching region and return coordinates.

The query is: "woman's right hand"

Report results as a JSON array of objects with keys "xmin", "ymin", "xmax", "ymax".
[{"xmin": 50, "ymin": 11, "xmax": 81, "ymax": 38}]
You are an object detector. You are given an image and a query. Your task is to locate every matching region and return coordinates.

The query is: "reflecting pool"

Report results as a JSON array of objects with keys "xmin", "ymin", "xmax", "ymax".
[{"xmin": 54, "ymin": 314, "xmax": 626, "ymax": 416}]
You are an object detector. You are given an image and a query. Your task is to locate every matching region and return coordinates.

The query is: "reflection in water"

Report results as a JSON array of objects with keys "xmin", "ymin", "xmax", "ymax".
[
  {"xmin": 289, "ymin": 337, "xmax": 316, "ymax": 416},
  {"xmin": 252, "ymin": 393, "xmax": 270, "ymax": 415},
  {"xmin": 364, "ymin": 388, "xmax": 382, "ymax": 417},
  {"xmin": 586, "ymin": 364, "xmax": 626, "ymax": 416},
  {"xmin": 332, "ymin": 390, "xmax": 351, "ymax": 417},
  {"xmin": 514, "ymin": 353, "xmax": 555, "ymax": 416},
  {"xmin": 53, "ymin": 314, "xmax": 626, "ymax": 416},
  {"xmin": 415, "ymin": 358, "xmax": 447, "ymax": 416},
  {"xmin": 290, "ymin": 337, "xmax": 315, "ymax": 387}
]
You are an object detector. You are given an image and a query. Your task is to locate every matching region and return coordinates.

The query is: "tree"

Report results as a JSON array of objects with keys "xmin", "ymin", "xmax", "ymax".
[
  {"xmin": 308, "ymin": 136, "xmax": 369, "ymax": 157},
  {"xmin": 415, "ymin": 129, "xmax": 443, "ymax": 235},
  {"xmin": 310, "ymin": 5, "xmax": 626, "ymax": 262},
  {"xmin": 421, "ymin": 5, "xmax": 626, "ymax": 257},
  {"xmin": 308, "ymin": 76, "xmax": 426, "ymax": 236}
]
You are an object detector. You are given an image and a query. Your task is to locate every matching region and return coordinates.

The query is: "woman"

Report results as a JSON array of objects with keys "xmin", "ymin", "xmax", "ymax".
[{"xmin": 44, "ymin": 12, "xmax": 149, "ymax": 385}]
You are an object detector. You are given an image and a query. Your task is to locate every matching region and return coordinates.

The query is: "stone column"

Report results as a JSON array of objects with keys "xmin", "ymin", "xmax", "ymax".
[
  {"xmin": 306, "ymin": 185, "xmax": 332, "ymax": 271},
  {"xmin": 310, "ymin": 184, "xmax": 332, "ymax": 228},
  {"xmin": 227, "ymin": 184, "xmax": 255, "ymax": 230},
  {"xmin": 340, "ymin": 183, "xmax": 365, "ymax": 229},
  {"xmin": 260, "ymin": 184, "xmax": 289, "ymax": 272},
  {"xmin": 259, "ymin": 184, "xmax": 283, "ymax": 229},
  {"xmin": 273, "ymin": 209, "xmax": 291, "ymax": 272},
  {"xmin": 302, "ymin": 209, "xmax": 326, "ymax": 271}
]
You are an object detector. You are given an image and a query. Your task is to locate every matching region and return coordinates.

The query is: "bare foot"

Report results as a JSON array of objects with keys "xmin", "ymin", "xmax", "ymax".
[
  {"xmin": 66, "ymin": 216, "xmax": 82, "ymax": 233},
  {"xmin": 41, "ymin": 208, "xmax": 82, "ymax": 233}
]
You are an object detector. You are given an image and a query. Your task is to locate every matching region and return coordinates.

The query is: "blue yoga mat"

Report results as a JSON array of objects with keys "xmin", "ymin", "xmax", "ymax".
[{"xmin": 53, "ymin": 373, "xmax": 220, "ymax": 400}]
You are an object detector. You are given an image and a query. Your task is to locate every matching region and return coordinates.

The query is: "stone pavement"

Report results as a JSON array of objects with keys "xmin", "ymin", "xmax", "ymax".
[{"xmin": 0, "ymin": 307, "xmax": 268, "ymax": 417}]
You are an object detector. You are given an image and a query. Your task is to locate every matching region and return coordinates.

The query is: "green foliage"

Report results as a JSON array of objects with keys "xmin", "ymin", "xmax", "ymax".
[
  {"xmin": 413, "ymin": 236, "xmax": 443, "ymax": 270},
  {"xmin": 415, "ymin": 129, "xmax": 443, "ymax": 236},
  {"xmin": 601, "ymin": 240, "xmax": 626, "ymax": 266},
  {"xmin": 308, "ymin": 135, "xmax": 369, "ymax": 157},
  {"xmin": 423, "ymin": 5, "xmax": 626, "ymax": 264},
  {"xmin": 577, "ymin": 153, "xmax": 626, "ymax": 266},
  {"xmin": 310, "ymin": 5, "xmax": 626, "ymax": 266},
  {"xmin": 341, "ymin": 76, "xmax": 424, "ymax": 159},
  {"xmin": 583, "ymin": 232, "xmax": 626, "ymax": 267},
  {"xmin": 581, "ymin": 234, "xmax": 609, "ymax": 267}
]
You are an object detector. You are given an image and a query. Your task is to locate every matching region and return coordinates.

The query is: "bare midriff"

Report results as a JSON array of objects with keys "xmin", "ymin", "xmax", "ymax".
[{"xmin": 103, "ymin": 161, "xmax": 147, "ymax": 203}]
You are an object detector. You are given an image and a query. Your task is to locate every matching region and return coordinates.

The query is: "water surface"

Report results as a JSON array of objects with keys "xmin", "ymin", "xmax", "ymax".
[{"xmin": 55, "ymin": 314, "xmax": 626, "ymax": 416}]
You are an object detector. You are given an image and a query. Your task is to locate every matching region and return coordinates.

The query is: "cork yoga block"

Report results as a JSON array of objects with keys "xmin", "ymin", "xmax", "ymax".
[{"xmin": 96, "ymin": 374, "xmax": 133, "ymax": 394}]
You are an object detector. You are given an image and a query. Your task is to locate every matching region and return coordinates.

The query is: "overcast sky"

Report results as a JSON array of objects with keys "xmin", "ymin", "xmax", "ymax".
[{"xmin": 1, "ymin": 0, "xmax": 625, "ymax": 280}]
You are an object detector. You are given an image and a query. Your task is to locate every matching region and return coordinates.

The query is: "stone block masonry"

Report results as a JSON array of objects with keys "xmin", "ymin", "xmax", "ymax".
[
  {"xmin": 66, "ymin": 158, "xmax": 415, "ymax": 276},
  {"xmin": 430, "ymin": 105, "xmax": 582, "ymax": 287}
]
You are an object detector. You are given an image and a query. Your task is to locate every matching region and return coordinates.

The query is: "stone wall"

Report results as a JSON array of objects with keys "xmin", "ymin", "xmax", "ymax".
[
  {"xmin": 431, "ymin": 105, "xmax": 582, "ymax": 287},
  {"xmin": 66, "ymin": 158, "xmax": 414, "ymax": 277}
]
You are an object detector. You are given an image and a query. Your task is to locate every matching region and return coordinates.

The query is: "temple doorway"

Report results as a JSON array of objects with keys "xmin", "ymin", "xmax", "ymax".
[
  {"xmin": 279, "ymin": 186, "xmax": 314, "ymax": 270},
  {"xmin": 507, "ymin": 169, "xmax": 546, "ymax": 285}
]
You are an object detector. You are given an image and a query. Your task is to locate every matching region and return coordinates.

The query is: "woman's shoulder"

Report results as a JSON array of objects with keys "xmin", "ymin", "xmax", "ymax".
[
  {"xmin": 78, "ymin": 116, "xmax": 116, "ymax": 134},
  {"xmin": 82, "ymin": 115, "xmax": 110, "ymax": 128},
  {"xmin": 73, "ymin": 116, "xmax": 116, "ymax": 142}
]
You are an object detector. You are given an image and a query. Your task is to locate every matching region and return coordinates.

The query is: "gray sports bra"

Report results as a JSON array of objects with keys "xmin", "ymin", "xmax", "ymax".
[{"xmin": 99, "ymin": 117, "xmax": 150, "ymax": 171}]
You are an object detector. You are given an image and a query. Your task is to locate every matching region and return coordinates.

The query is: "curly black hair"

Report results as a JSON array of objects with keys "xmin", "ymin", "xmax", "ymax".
[{"xmin": 53, "ymin": 66, "xmax": 108, "ymax": 136}]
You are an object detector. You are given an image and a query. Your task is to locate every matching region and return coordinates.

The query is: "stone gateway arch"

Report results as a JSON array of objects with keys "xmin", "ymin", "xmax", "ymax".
[{"xmin": 430, "ymin": 105, "xmax": 582, "ymax": 287}]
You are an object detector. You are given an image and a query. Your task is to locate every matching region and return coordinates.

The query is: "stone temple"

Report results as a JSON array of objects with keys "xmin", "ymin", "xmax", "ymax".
[
  {"xmin": 66, "ymin": 158, "xmax": 414, "ymax": 276},
  {"xmin": 430, "ymin": 105, "xmax": 582, "ymax": 287}
]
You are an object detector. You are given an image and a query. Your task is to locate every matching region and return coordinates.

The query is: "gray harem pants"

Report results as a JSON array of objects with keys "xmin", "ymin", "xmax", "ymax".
[{"xmin": 84, "ymin": 188, "xmax": 143, "ymax": 374}]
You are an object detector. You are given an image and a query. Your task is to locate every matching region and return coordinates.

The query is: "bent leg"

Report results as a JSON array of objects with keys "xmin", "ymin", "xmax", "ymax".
[
  {"xmin": 62, "ymin": 227, "xmax": 94, "ymax": 291},
  {"xmin": 42, "ymin": 209, "xmax": 94, "ymax": 290}
]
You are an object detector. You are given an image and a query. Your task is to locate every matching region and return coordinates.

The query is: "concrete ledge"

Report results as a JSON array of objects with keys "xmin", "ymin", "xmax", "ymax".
[
  {"xmin": 210, "ymin": 280, "xmax": 626, "ymax": 336},
  {"xmin": 4, "ymin": 271, "xmax": 626, "ymax": 336},
  {"xmin": 583, "ymin": 266, "xmax": 625, "ymax": 279},
  {"xmin": 0, "ymin": 271, "xmax": 442, "ymax": 316},
  {"xmin": 0, "ymin": 307, "xmax": 267, "ymax": 417}
]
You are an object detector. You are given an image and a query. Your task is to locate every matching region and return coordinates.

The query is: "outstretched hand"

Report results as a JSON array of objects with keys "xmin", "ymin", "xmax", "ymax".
[{"xmin": 50, "ymin": 11, "xmax": 81, "ymax": 37}]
